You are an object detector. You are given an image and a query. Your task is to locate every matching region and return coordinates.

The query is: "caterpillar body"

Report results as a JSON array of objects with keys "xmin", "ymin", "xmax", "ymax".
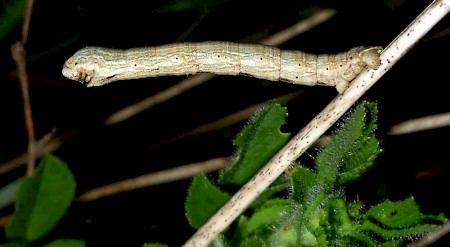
[{"xmin": 62, "ymin": 42, "xmax": 382, "ymax": 93}]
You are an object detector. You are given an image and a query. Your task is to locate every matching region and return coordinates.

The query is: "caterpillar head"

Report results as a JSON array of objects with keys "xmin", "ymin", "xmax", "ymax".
[
  {"xmin": 62, "ymin": 47, "xmax": 117, "ymax": 87},
  {"xmin": 359, "ymin": 46, "xmax": 383, "ymax": 69}
]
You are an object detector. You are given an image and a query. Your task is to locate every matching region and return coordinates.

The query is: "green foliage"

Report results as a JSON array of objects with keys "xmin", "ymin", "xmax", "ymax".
[
  {"xmin": 42, "ymin": 239, "xmax": 85, "ymax": 247},
  {"xmin": 0, "ymin": 0, "xmax": 26, "ymax": 40},
  {"xmin": 218, "ymin": 102, "xmax": 290, "ymax": 186},
  {"xmin": 181, "ymin": 101, "xmax": 447, "ymax": 247},
  {"xmin": 142, "ymin": 243, "xmax": 168, "ymax": 247},
  {"xmin": 5, "ymin": 155, "xmax": 77, "ymax": 243},
  {"xmin": 185, "ymin": 173, "xmax": 231, "ymax": 229}
]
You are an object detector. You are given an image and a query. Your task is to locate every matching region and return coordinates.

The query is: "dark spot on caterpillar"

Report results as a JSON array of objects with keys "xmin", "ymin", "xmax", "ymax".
[
  {"xmin": 298, "ymin": 63, "xmax": 301, "ymax": 66},
  {"xmin": 350, "ymin": 56, "xmax": 353, "ymax": 60},
  {"xmin": 295, "ymin": 76, "xmax": 298, "ymax": 79},
  {"xmin": 175, "ymin": 57, "xmax": 178, "ymax": 60},
  {"xmin": 134, "ymin": 64, "xmax": 137, "ymax": 67},
  {"xmin": 217, "ymin": 55, "xmax": 220, "ymax": 58},
  {"xmin": 260, "ymin": 57, "xmax": 263, "ymax": 60},
  {"xmin": 390, "ymin": 210, "xmax": 397, "ymax": 216},
  {"xmin": 326, "ymin": 67, "xmax": 329, "ymax": 70},
  {"xmin": 339, "ymin": 64, "xmax": 343, "ymax": 67}
]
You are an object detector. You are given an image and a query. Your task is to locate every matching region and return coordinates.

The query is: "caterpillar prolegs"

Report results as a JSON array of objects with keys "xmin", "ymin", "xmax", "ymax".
[{"xmin": 62, "ymin": 42, "xmax": 382, "ymax": 93}]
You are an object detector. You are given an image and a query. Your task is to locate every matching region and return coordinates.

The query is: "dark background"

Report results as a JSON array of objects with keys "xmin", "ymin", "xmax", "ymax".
[{"xmin": 1, "ymin": 0, "xmax": 449, "ymax": 246}]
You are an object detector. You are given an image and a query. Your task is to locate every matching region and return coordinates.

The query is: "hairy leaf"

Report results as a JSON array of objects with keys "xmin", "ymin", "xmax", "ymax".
[
  {"xmin": 218, "ymin": 102, "xmax": 290, "ymax": 186},
  {"xmin": 185, "ymin": 174, "xmax": 231, "ymax": 229}
]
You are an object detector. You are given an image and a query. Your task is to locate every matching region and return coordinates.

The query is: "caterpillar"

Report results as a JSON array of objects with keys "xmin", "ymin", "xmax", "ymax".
[{"xmin": 62, "ymin": 42, "xmax": 382, "ymax": 93}]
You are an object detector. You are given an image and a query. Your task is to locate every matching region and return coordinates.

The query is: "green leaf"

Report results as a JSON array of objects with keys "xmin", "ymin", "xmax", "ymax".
[
  {"xmin": 336, "ymin": 136, "xmax": 381, "ymax": 185},
  {"xmin": 290, "ymin": 164, "xmax": 318, "ymax": 206},
  {"xmin": 0, "ymin": 0, "xmax": 26, "ymax": 40},
  {"xmin": 242, "ymin": 199, "xmax": 291, "ymax": 238},
  {"xmin": 314, "ymin": 101, "xmax": 378, "ymax": 190},
  {"xmin": 5, "ymin": 155, "xmax": 76, "ymax": 242},
  {"xmin": 249, "ymin": 176, "xmax": 290, "ymax": 209},
  {"xmin": 239, "ymin": 236, "xmax": 266, "ymax": 247},
  {"xmin": 42, "ymin": 239, "xmax": 85, "ymax": 247},
  {"xmin": 142, "ymin": 243, "xmax": 168, "ymax": 247},
  {"xmin": 185, "ymin": 174, "xmax": 231, "ymax": 229},
  {"xmin": 218, "ymin": 102, "xmax": 290, "ymax": 186},
  {"xmin": 359, "ymin": 220, "xmax": 443, "ymax": 239},
  {"xmin": 363, "ymin": 197, "xmax": 447, "ymax": 228}
]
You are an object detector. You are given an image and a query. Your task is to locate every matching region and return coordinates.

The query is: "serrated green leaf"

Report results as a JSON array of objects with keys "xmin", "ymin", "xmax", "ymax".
[
  {"xmin": 336, "ymin": 136, "xmax": 381, "ymax": 185},
  {"xmin": 363, "ymin": 197, "xmax": 446, "ymax": 228},
  {"xmin": 268, "ymin": 216, "xmax": 302, "ymax": 247},
  {"xmin": 0, "ymin": 0, "xmax": 26, "ymax": 40},
  {"xmin": 359, "ymin": 220, "xmax": 443, "ymax": 240},
  {"xmin": 239, "ymin": 235, "xmax": 266, "ymax": 247},
  {"xmin": 249, "ymin": 176, "xmax": 290, "ymax": 209},
  {"xmin": 42, "ymin": 239, "xmax": 85, "ymax": 247},
  {"xmin": 5, "ymin": 155, "xmax": 76, "ymax": 242},
  {"xmin": 143, "ymin": 243, "xmax": 168, "ymax": 247},
  {"xmin": 327, "ymin": 198, "xmax": 352, "ymax": 233},
  {"xmin": 290, "ymin": 164, "xmax": 318, "ymax": 206},
  {"xmin": 243, "ymin": 198, "xmax": 291, "ymax": 237},
  {"xmin": 185, "ymin": 174, "xmax": 231, "ymax": 229},
  {"xmin": 218, "ymin": 102, "xmax": 290, "ymax": 186},
  {"xmin": 315, "ymin": 101, "xmax": 378, "ymax": 190}
]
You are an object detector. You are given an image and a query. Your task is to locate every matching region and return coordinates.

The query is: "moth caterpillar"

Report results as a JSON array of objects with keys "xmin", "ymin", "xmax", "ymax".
[{"xmin": 62, "ymin": 42, "xmax": 382, "ymax": 93}]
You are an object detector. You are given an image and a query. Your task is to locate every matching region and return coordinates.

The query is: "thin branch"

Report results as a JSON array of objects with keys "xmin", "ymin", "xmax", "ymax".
[
  {"xmin": 104, "ymin": 9, "xmax": 337, "ymax": 125},
  {"xmin": 76, "ymin": 157, "xmax": 229, "ymax": 202},
  {"xmin": 10, "ymin": 0, "xmax": 36, "ymax": 177},
  {"xmin": 11, "ymin": 42, "xmax": 35, "ymax": 177},
  {"xmin": 387, "ymin": 112, "xmax": 450, "ymax": 135},
  {"xmin": 150, "ymin": 91, "xmax": 303, "ymax": 149},
  {"xmin": 21, "ymin": 0, "xmax": 34, "ymax": 43},
  {"xmin": 0, "ymin": 131, "xmax": 74, "ymax": 175},
  {"xmin": 182, "ymin": 1, "xmax": 450, "ymax": 246}
]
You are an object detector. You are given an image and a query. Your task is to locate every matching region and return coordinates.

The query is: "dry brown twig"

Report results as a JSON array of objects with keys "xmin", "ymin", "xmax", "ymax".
[
  {"xmin": 388, "ymin": 112, "xmax": 450, "ymax": 135},
  {"xmin": 77, "ymin": 157, "xmax": 230, "ymax": 202},
  {"xmin": 9, "ymin": 0, "xmax": 37, "ymax": 177}
]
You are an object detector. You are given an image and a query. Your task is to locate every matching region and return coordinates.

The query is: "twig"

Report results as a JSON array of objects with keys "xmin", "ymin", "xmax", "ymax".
[
  {"xmin": 387, "ymin": 112, "xmax": 450, "ymax": 135},
  {"xmin": 0, "ymin": 131, "xmax": 67, "ymax": 175},
  {"xmin": 10, "ymin": 0, "xmax": 36, "ymax": 177},
  {"xmin": 182, "ymin": 1, "xmax": 450, "ymax": 246},
  {"xmin": 150, "ymin": 91, "xmax": 303, "ymax": 149},
  {"xmin": 11, "ymin": 42, "xmax": 35, "ymax": 177},
  {"xmin": 104, "ymin": 9, "xmax": 337, "ymax": 125},
  {"xmin": 76, "ymin": 157, "xmax": 229, "ymax": 202},
  {"xmin": 21, "ymin": 0, "xmax": 34, "ymax": 43}
]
